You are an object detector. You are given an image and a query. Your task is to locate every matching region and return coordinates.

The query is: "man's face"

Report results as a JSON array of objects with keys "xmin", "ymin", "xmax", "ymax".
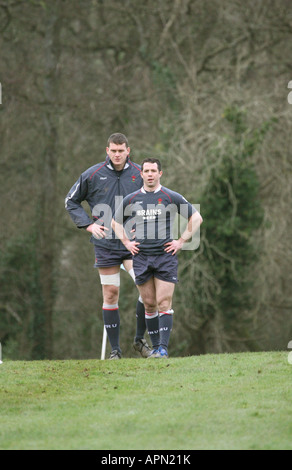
[
  {"xmin": 107, "ymin": 142, "xmax": 130, "ymax": 170},
  {"xmin": 141, "ymin": 162, "xmax": 162, "ymax": 189}
]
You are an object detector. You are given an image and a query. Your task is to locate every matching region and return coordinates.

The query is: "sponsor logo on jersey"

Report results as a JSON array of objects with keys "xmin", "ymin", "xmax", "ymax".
[{"xmin": 137, "ymin": 208, "xmax": 162, "ymax": 220}]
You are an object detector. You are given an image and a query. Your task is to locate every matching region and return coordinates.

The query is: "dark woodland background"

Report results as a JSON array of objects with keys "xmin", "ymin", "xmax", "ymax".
[{"xmin": 0, "ymin": 0, "xmax": 291, "ymax": 359}]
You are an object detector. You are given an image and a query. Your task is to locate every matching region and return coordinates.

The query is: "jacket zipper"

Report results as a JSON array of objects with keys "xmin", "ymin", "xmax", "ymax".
[{"xmin": 117, "ymin": 175, "xmax": 120, "ymax": 195}]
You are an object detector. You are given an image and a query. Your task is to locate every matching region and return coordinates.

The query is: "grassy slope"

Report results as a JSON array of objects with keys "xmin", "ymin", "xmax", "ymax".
[{"xmin": 0, "ymin": 352, "xmax": 291, "ymax": 450}]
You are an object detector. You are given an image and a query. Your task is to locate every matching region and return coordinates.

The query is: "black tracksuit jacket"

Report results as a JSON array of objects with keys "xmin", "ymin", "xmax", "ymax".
[{"xmin": 65, "ymin": 156, "xmax": 143, "ymax": 251}]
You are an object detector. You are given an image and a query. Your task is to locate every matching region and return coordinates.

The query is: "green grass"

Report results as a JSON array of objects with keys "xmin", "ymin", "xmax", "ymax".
[{"xmin": 0, "ymin": 351, "xmax": 291, "ymax": 450}]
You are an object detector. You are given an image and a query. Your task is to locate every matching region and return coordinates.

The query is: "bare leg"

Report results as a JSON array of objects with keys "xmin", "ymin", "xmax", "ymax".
[
  {"xmin": 122, "ymin": 260, "xmax": 151, "ymax": 356},
  {"xmin": 99, "ymin": 265, "xmax": 120, "ymax": 305},
  {"xmin": 137, "ymin": 277, "xmax": 157, "ymax": 313},
  {"xmin": 154, "ymin": 278, "xmax": 175, "ymax": 312},
  {"xmin": 99, "ymin": 266, "xmax": 121, "ymax": 357}
]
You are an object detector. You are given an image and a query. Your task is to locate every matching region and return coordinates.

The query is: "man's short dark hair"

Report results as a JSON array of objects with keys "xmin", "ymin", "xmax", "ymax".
[
  {"xmin": 107, "ymin": 133, "xmax": 129, "ymax": 147},
  {"xmin": 141, "ymin": 158, "xmax": 162, "ymax": 172}
]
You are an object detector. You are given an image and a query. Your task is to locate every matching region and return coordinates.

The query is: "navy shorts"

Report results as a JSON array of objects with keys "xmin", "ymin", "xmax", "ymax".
[
  {"xmin": 133, "ymin": 252, "xmax": 178, "ymax": 285},
  {"xmin": 94, "ymin": 245, "xmax": 132, "ymax": 268}
]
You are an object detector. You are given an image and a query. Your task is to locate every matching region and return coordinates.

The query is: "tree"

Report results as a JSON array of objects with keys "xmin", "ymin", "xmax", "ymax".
[{"xmin": 33, "ymin": 3, "xmax": 61, "ymax": 358}]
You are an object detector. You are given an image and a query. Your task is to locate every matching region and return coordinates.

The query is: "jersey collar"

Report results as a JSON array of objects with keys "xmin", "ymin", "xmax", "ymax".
[{"xmin": 141, "ymin": 184, "xmax": 161, "ymax": 194}]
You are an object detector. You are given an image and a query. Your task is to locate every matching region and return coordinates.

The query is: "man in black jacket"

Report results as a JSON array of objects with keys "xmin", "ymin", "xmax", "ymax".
[{"xmin": 65, "ymin": 133, "xmax": 151, "ymax": 359}]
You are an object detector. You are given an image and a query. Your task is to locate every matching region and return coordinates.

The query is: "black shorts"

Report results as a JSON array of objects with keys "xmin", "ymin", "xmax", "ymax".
[
  {"xmin": 94, "ymin": 246, "xmax": 132, "ymax": 268},
  {"xmin": 133, "ymin": 252, "xmax": 178, "ymax": 285}
]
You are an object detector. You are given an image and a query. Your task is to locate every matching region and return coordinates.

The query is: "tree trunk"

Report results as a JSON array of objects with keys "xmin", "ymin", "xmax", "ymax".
[{"xmin": 33, "ymin": 5, "xmax": 60, "ymax": 359}]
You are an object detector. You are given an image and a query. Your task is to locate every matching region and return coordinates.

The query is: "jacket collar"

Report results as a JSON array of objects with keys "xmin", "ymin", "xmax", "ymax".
[{"xmin": 106, "ymin": 155, "xmax": 129, "ymax": 171}]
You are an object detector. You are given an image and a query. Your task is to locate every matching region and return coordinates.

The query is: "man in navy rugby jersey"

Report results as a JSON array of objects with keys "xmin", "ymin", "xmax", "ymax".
[
  {"xmin": 65, "ymin": 133, "xmax": 151, "ymax": 360},
  {"xmin": 112, "ymin": 158, "xmax": 203, "ymax": 358}
]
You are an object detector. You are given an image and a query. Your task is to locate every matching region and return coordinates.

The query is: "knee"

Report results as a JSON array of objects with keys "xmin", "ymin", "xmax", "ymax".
[
  {"xmin": 158, "ymin": 299, "xmax": 172, "ymax": 312},
  {"xmin": 143, "ymin": 300, "xmax": 157, "ymax": 313},
  {"xmin": 103, "ymin": 285, "xmax": 119, "ymax": 304}
]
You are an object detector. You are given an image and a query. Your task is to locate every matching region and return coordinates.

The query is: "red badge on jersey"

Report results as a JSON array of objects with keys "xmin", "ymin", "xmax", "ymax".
[
  {"xmin": 158, "ymin": 198, "xmax": 162, "ymax": 205},
  {"xmin": 132, "ymin": 175, "xmax": 136, "ymax": 182}
]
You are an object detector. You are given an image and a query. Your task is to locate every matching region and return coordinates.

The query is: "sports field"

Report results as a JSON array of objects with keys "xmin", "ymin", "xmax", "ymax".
[{"xmin": 0, "ymin": 351, "xmax": 291, "ymax": 450}]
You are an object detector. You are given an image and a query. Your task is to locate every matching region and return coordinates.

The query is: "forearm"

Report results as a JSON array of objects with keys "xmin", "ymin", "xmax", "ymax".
[
  {"xmin": 112, "ymin": 219, "xmax": 140, "ymax": 255},
  {"xmin": 65, "ymin": 204, "xmax": 93, "ymax": 228},
  {"xmin": 179, "ymin": 212, "xmax": 203, "ymax": 244},
  {"xmin": 111, "ymin": 219, "xmax": 130, "ymax": 247}
]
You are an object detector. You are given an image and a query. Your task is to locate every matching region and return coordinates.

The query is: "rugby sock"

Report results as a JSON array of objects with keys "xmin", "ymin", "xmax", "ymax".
[
  {"xmin": 102, "ymin": 304, "xmax": 121, "ymax": 353},
  {"xmin": 159, "ymin": 310, "xmax": 174, "ymax": 351},
  {"xmin": 135, "ymin": 296, "xmax": 146, "ymax": 342},
  {"xmin": 145, "ymin": 311, "xmax": 160, "ymax": 349}
]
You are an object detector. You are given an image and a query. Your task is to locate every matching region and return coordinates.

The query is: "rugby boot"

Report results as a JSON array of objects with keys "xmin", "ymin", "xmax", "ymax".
[
  {"xmin": 109, "ymin": 349, "xmax": 122, "ymax": 360},
  {"xmin": 148, "ymin": 346, "xmax": 169, "ymax": 359},
  {"xmin": 133, "ymin": 338, "xmax": 152, "ymax": 358},
  {"xmin": 147, "ymin": 348, "xmax": 160, "ymax": 358},
  {"xmin": 157, "ymin": 346, "xmax": 169, "ymax": 358}
]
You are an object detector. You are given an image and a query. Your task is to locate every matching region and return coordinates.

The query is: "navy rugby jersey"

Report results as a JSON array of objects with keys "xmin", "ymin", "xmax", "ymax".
[{"xmin": 114, "ymin": 185, "xmax": 196, "ymax": 255}]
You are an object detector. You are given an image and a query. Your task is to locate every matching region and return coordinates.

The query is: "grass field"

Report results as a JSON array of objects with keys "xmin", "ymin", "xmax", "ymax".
[{"xmin": 0, "ymin": 351, "xmax": 291, "ymax": 450}]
